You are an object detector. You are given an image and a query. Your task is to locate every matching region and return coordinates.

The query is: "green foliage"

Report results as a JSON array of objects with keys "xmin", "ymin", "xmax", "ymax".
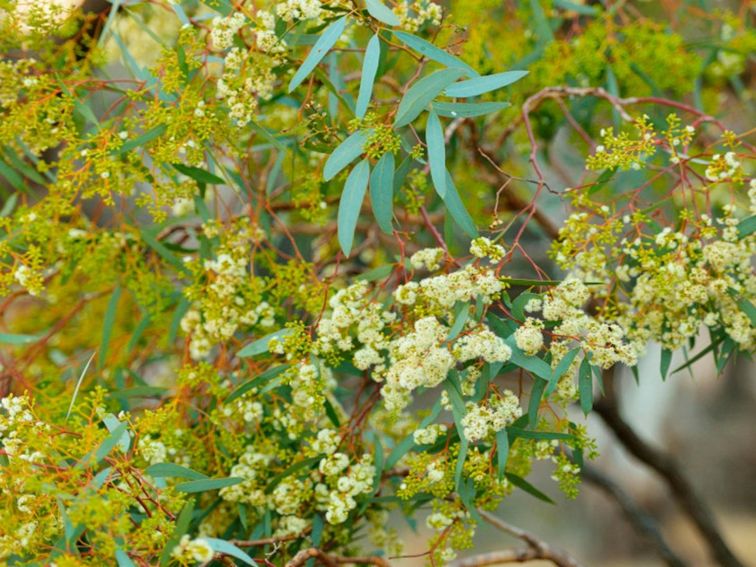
[{"xmin": 0, "ymin": 0, "xmax": 752, "ymax": 565}]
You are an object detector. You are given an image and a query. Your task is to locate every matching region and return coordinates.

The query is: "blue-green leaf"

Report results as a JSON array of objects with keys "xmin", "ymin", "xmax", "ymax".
[
  {"xmin": 225, "ymin": 365, "xmax": 290, "ymax": 403},
  {"xmin": 172, "ymin": 163, "xmax": 225, "ymax": 185},
  {"xmin": 369, "ymin": 151, "xmax": 395, "ymax": 234},
  {"xmin": 365, "ymin": 0, "xmax": 400, "ymax": 26},
  {"xmin": 116, "ymin": 125, "xmax": 166, "ymax": 155},
  {"xmin": 506, "ymin": 473, "xmax": 554, "ymax": 504},
  {"xmin": 553, "ymin": 0, "xmax": 599, "ymax": 15},
  {"xmin": 0, "ymin": 332, "xmax": 42, "ymax": 345},
  {"xmin": 204, "ymin": 538, "xmax": 257, "ymax": 566},
  {"xmin": 145, "ymin": 463, "xmax": 208, "ymax": 480},
  {"xmin": 176, "ymin": 477, "xmax": 242, "ymax": 493},
  {"xmin": 579, "ymin": 356, "xmax": 593, "ymax": 415},
  {"xmin": 289, "ymin": 17, "xmax": 347, "ymax": 92},
  {"xmin": 504, "ymin": 335, "xmax": 552, "ymax": 381},
  {"xmin": 116, "ymin": 550, "xmax": 136, "ymax": 567},
  {"xmin": 238, "ymin": 328, "xmax": 293, "ymax": 358},
  {"xmin": 660, "ymin": 348, "xmax": 673, "ymax": 380},
  {"xmin": 338, "ymin": 159, "xmax": 370, "ymax": 256},
  {"xmin": 391, "ymin": 31, "xmax": 478, "ymax": 77},
  {"xmin": 95, "ymin": 422, "xmax": 128, "ymax": 463},
  {"xmin": 528, "ymin": 377, "xmax": 546, "ymax": 429},
  {"xmin": 394, "ymin": 68, "xmax": 467, "ymax": 127},
  {"xmin": 441, "ymin": 170, "xmax": 478, "ymax": 237},
  {"xmin": 546, "ymin": 348, "xmax": 579, "ymax": 396},
  {"xmin": 324, "ymin": 130, "xmax": 370, "ymax": 181},
  {"xmin": 426, "ymin": 110, "xmax": 447, "ymax": 198},
  {"xmin": 433, "ymin": 101, "xmax": 511, "ymax": 118},
  {"xmin": 496, "ymin": 428, "xmax": 509, "ymax": 479},
  {"xmin": 356, "ymin": 34, "xmax": 381, "ymax": 119},
  {"xmin": 445, "ymin": 70, "xmax": 528, "ymax": 98}
]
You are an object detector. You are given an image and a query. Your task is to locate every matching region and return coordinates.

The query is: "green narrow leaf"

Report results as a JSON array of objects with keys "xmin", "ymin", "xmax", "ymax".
[
  {"xmin": 0, "ymin": 332, "xmax": 42, "ymax": 345},
  {"xmin": 140, "ymin": 229, "xmax": 189, "ymax": 273},
  {"xmin": 546, "ymin": 348, "xmax": 579, "ymax": 396},
  {"xmin": 356, "ymin": 34, "xmax": 381, "ymax": 119},
  {"xmin": 660, "ymin": 348, "xmax": 673, "ymax": 380},
  {"xmin": 433, "ymin": 101, "xmax": 511, "ymax": 118},
  {"xmin": 369, "ymin": 151, "xmax": 395, "ymax": 234},
  {"xmin": 394, "ymin": 67, "xmax": 467, "ymax": 128},
  {"xmin": 507, "ymin": 473, "xmax": 554, "ymax": 503},
  {"xmin": 441, "ymin": 170, "xmax": 478, "ymax": 238},
  {"xmin": 0, "ymin": 159, "xmax": 24, "ymax": 191},
  {"xmin": 391, "ymin": 31, "xmax": 478, "ymax": 77},
  {"xmin": 323, "ymin": 130, "xmax": 371, "ymax": 181},
  {"xmin": 160, "ymin": 501, "xmax": 195, "ymax": 567},
  {"xmin": 447, "ymin": 301, "xmax": 469, "ymax": 340},
  {"xmin": 529, "ymin": 0, "xmax": 555, "ymax": 44},
  {"xmin": 265, "ymin": 456, "xmax": 322, "ymax": 493},
  {"xmin": 737, "ymin": 298, "xmax": 756, "ymax": 326},
  {"xmin": 99, "ymin": 286, "xmax": 121, "ymax": 369},
  {"xmin": 204, "ymin": 539, "xmax": 257, "ymax": 566},
  {"xmin": 238, "ymin": 328, "xmax": 294, "ymax": 358},
  {"xmin": 115, "ymin": 550, "xmax": 136, "ymax": 567},
  {"xmin": 426, "ymin": 109, "xmax": 447, "ymax": 198},
  {"xmin": 444, "ymin": 70, "xmax": 528, "ymax": 98},
  {"xmin": 145, "ymin": 463, "xmax": 208, "ymax": 480},
  {"xmin": 507, "ymin": 427, "xmax": 573, "ymax": 441},
  {"xmin": 95, "ymin": 422, "xmax": 128, "ymax": 463},
  {"xmin": 338, "ymin": 159, "xmax": 370, "ymax": 256},
  {"xmin": 553, "ymin": 0, "xmax": 599, "ymax": 15},
  {"xmin": 503, "ymin": 335, "xmax": 552, "ymax": 381},
  {"xmin": 579, "ymin": 356, "xmax": 593, "ymax": 415},
  {"xmin": 225, "ymin": 365, "xmax": 290, "ymax": 403},
  {"xmin": 289, "ymin": 16, "xmax": 347, "ymax": 92},
  {"xmin": 176, "ymin": 477, "xmax": 242, "ymax": 493},
  {"xmin": 172, "ymin": 163, "xmax": 225, "ymax": 185},
  {"xmin": 496, "ymin": 428, "xmax": 509, "ymax": 479},
  {"xmin": 365, "ymin": 0, "xmax": 400, "ymax": 26},
  {"xmin": 528, "ymin": 378, "xmax": 546, "ymax": 429},
  {"xmin": 116, "ymin": 125, "xmax": 166, "ymax": 155},
  {"xmin": 103, "ymin": 414, "xmax": 131, "ymax": 453},
  {"xmin": 737, "ymin": 215, "xmax": 756, "ymax": 239}
]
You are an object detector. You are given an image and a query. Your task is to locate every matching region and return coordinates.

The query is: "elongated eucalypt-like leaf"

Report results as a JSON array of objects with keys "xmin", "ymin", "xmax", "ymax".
[
  {"xmin": 445, "ymin": 70, "xmax": 529, "ymax": 98},
  {"xmin": 365, "ymin": 0, "xmax": 400, "ymax": 26},
  {"xmin": 391, "ymin": 30, "xmax": 478, "ymax": 77},
  {"xmin": 369, "ymin": 151, "xmax": 395, "ymax": 234},
  {"xmin": 356, "ymin": 34, "xmax": 381, "ymax": 119},
  {"xmin": 288, "ymin": 16, "xmax": 347, "ymax": 93},
  {"xmin": 426, "ymin": 109, "xmax": 446, "ymax": 197},
  {"xmin": 394, "ymin": 67, "xmax": 467, "ymax": 127},
  {"xmin": 338, "ymin": 159, "xmax": 371, "ymax": 256},
  {"xmin": 433, "ymin": 101, "xmax": 511, "ymax": 118},
  {"xmin": 441, "ymin": 169, "xmax": 478, "ymax": 238},
  {"xmin": 323, "ymin": 129, "xmax": 371, "ymax": 181}
]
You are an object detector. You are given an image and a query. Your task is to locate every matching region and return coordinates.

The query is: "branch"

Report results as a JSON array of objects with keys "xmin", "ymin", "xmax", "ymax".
[
  {"xmin": 594, "ymin": 396, "xmax": 744, "ymax": 567},
  {"xmin": 581, "ymin": 463, "xmax": 687, "ymax": 567},
  {"xmin": 449, "ymin": 511, "xmax": 582, "ymax": 567},
  {"xmin": 285, "ymin": 549, "xmax": 391, "ymax": 567}
]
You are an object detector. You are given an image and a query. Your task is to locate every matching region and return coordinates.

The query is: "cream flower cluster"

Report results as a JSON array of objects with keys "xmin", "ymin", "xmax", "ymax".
[
  {"xmin": 181, "ymin": 224, "xmax": 275, "ymax": 360},
  {"xmin": 314, "ymin": 280, "xmax": 394, "ymax": 369},
  {"xmin": 515, "ymin": 317, "xmax": 544, "ymax": 355},
  {"xmin": 460, "ymin": 391, "xmax": 521, "ymax": 443},
  {"xmin": 316, "ymin": 453, "xmax": 376, "ymax": 524},
  {"xmin": 616, "ymin": 217, "xmax": 755, "ymax": 351},
  {"xmin": 410, "ymin": 247, "xmax": 445, "ymax": 271},
  {"xmin": 275, "ymin": 0, "xmax": 323, "ymax": 22},
  {"xmin": 542, "ymin": 278, "xmax": 638, "ymax": 369},
  {"xmin": 394, "ymin": 264, "xmax": 505, "ymax": 310},
  {"xmin": 171, "ymin": 535, "xmax": 214, "ymax": 565},
  {"xmin": 469, "ymin": 236, "xmax": 506, "ymax": 262},
  {"xmin": 219, "ymin": 448, "xmax": 272, "ymax": 506},
  {"xmin": 413, "ymin": 423, "xmax": 447, "ymax": 445},
  {"xmin": 393, "ymin": 0, "xmax": 443, "ymax": 32}
]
